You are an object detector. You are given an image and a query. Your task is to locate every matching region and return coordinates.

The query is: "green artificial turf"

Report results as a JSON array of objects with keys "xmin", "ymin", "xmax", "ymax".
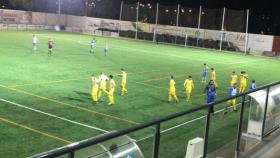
[{"xmin": 0, "ymin": 30, "xmax": 279, "ymax": 158}]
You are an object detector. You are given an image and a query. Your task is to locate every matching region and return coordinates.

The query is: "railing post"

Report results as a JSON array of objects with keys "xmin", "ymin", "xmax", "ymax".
[
  {"xmin": 235, "ymin": 95, "xmax": 246, "ymax": 158},
  {"xmin": 203, "ymin": 106, "xmax": 211, "ymax": 158},
  {"xmin": 153, "ymin": 123, "xmax": 161, "ymax": 158},
  {"xmin": 261, "ymin": 87, "xmax": 270, "ymax": 138},
  {"xmin": 68, "ymin": 151, "xmax": 74, "ymax": 158}
]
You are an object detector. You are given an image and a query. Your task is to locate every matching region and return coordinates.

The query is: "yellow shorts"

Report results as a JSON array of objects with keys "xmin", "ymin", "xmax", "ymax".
[
  {"xmin": 121, "ymin": 82, "xmax": 126, "ymax": 88},
  {"xmin": 185, "ymin": 89, "xmax": 192, "ymax": 94},
  {"xmin": 230, "ymin": 82, "xmax": 237, "ymax": 86},
  {"xmin": 100, "ymin": 84, "xmax": 106, "ymax": 91},
  {"xmin": 228, "ymin": 99, "xmax": 236, "ymax": 106}
]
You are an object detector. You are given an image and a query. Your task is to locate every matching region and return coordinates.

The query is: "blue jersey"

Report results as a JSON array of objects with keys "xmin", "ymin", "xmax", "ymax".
[
  {"xmin": 250, "ymin": 83, "xmax": 256, "ymax": 89},
  {"xmin": 202, "ymin": 66, "xmax": 209, "ymax": 77},
  {"xmin": 204, "ymin": 83, "xmax": 216, "ymax": 94},
  {"xmin": 203, "ymin": 66, "xmax": 208, "ymax": 73},
  {"xmin": 228, "ymin": 87, "xmax": 237, "ymax": 97},
  {"xmin": 204, "ymin": 83, "xmax": 216, "ymax": 103}
]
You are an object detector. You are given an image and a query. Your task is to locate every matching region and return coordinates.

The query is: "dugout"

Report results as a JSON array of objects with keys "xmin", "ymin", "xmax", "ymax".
[{"xmin": 243, "ymin": 85, "xmax": 280, "ymax": 140}]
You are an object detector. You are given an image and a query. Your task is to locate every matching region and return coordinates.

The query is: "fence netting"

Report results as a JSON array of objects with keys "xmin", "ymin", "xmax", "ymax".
[{"xmin": 1, "ymin": 2, "xmax": 250, "ymax": 53}]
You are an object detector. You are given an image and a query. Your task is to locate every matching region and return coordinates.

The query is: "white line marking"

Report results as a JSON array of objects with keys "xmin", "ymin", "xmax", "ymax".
[
  {"xmin": 136, "ymin": 100, "xmax": 250, "ymax": 142},
  {"xmin": 0, "ymin": 98, "xmax": 109, "ymax": 133}
]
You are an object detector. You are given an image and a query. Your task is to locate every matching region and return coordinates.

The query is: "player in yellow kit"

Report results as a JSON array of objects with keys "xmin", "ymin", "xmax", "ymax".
[
  {"xmin": 98, "ymin": 72, "xmax": 109, "ymax": 100},
  {"xmin": 118, "ymin": 68, "xmax": 128, "ymax": 96},
  {"xmin": 210, "ymin": 68, "xmax": 218, "ymax": 87},
  {"xmin": 91, "ymin": 74, "xmax": 99, "ymax": 104},
  {"xmin": 184, "ymin": 76, "xmax": 194, "ymax": 101},
  {"xmin": 168, "ymin": 76, "xmax": 178, "ymax": 103},
  {"xmin": 239, "ymin": 71, "xmax": 248, "ymax": 93},
  {"xmin": 230, "ymin": 71, "xmax": 238, "ymax": 86},
  {"xmin": 106, "ymin": 75, "xmax": 116, "ymax": 105}
]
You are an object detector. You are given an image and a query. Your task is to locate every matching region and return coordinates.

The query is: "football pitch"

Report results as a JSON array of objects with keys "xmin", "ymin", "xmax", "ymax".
[{"xmin": 0, "ymin": 30, "xmax": 279, "ymax": 158}]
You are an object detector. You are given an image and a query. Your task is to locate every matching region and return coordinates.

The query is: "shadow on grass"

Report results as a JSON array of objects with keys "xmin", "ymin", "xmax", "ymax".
[
  {"xmin": 74, "ymin": 91, "xmax": 91, "ymax": 97},
  {"xmin": 61, "ymin": 96, "xmax": 85, "ymax": 103}
]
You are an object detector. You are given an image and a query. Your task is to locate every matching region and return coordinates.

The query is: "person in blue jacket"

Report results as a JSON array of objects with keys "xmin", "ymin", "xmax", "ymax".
[{"xmin": 204, "ymin": 80, "xmax": 217, "ymax": 114}]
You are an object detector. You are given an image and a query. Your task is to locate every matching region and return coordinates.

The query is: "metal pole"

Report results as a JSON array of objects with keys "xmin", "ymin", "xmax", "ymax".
[
  {"xmin": 198, "ymin": 6, "xmax": 202, "ymax": 29},
  {"xmin": 203, "ymin": 106, "xmax": 211, "ymax": 158},
  {"xmin": 244, "ymin": 9, "xmax": 250, "ymax": 55},
  {"xmin": 235, "ymin": 95, "xmax": 246, "ymax": 158},
  {"xmin": 153, "ymin": 123, "xmax": 161, "ymax": 158},
  {"xmin": 153, "ymin": 3, "xmax": 159, "ymax": 42},
  {"xmin": 261, "ymin": 87, "xmax": 270, "ymax": 138},
  {"xmin": 176, "ymin": 4, "xmax": 180, "ymax": 27},
  {"xmin": 118, "ymin": 0, "xmax": 123, "ymax": 36},
  {"xmin": 175, "ymin": 4, "xmax": 180, "ymax": 44},
  {"xmin": 58, "ymin": 0, "xmax": 61, "ymax": 14},
  {"xmin": 68, "ymin": 152, "xmax": 74, "ymax": 158},
  {"xmin": 219, "ymin": 7, "xmax": 226, "ymax": 51},
  {"xmin": 197, "ymin": 5, "xmax": 202, "ymax": 46},
  {"xmin": 135, "ymin": 2, "xmax": 139, "ymax": 39}
]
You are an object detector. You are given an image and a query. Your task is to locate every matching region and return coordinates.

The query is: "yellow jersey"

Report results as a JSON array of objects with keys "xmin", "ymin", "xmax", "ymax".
[
  {"xmin": 120, "ymin": 71, "xmax": 127, "ymax": 84},
  {"xmin": 169, "ymin": 79, "xmax": 176, "ymax": 90},
  {"xmin": 109, "ymin": 79, "xmax": 116, "ymax": 90},
  {"xmin": 240, "ymin": 74, "xmax": 248, "ymax": 84},
  {"xmin": 184, "ymin": 79, "xmax": 194, "ymax": 90},
  {"xmin": 211, "ymin": 70, "xmax": 216, "ymax": 80},
  {"xmin": 92, "ymin": 77, "xmax": 98, "ymax": 89},
  {"xmin": 230, "ymin": 74, "xmax": 238, "ymax": 84}
]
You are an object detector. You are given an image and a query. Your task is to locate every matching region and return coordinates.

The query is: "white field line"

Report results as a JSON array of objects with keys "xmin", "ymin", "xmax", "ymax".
[
  {"xmin": 136, "ymin": 100, "xmax": 250, "ymax": 142},
  {"xmin": 9, "ymin": 69, "xmax": 164, "ymax": 88},
  {"xmin": 38, "ymin": 34, "xmax": 268, "ymax": 65},
  {"xmin": 137, "ymin": 61, "xmax": 256, "ymax": 83},
  {"xmin": 0, "ymin": 98, "xmax": 109, "ymax": 133}
]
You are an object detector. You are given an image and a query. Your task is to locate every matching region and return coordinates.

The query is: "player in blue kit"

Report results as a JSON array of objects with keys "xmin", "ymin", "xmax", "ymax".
[
  {"xmin": 250, "ymin": 80, "xmax": 257, "ymax": 90},
  {"xmin": 202, "ymin": 63, "xmax": 209, "ymax": 83},
  {"xmin": 204, "ymin": 80, "xmax": 217, "ymax": 114}
]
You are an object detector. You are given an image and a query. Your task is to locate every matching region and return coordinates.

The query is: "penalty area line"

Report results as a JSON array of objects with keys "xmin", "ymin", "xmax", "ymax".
[{"xmin": 0, "ymin": 98, "xmax": 109, "ymax": 133}]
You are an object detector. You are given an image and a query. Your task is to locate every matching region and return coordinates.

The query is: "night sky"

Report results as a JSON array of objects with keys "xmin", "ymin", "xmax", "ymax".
[{"xmin": 1, "ymin": 0, "xmax": 280, "ymax": 35}]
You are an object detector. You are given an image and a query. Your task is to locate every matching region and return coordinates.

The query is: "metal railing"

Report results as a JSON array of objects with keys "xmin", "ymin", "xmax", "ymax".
[{"xmin": 33, "ymin": 81, "xmax": 280, "ymax": 158}]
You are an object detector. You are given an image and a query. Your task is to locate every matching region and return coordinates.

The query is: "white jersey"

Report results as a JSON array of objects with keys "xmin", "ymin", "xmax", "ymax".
[
  {"xmin": 99, "ymin": 74, "xmax": 109, "ymax": 86},
  {"xmin": 32, "ymin": 37, "xmax": 38, "ymax": 44},
  {"xmin": 104, "ymin": 43, "xmax": 108, "ymax": 50},
  {"xmin": 89, "ymin": 40, "xmax": 96, "ymax": 47}
]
